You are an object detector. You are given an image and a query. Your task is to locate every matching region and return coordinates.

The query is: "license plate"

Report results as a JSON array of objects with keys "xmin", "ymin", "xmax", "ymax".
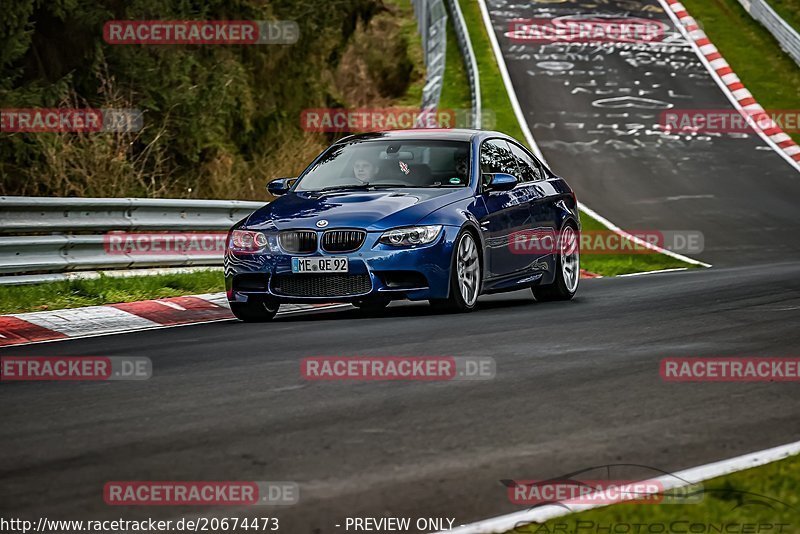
[{"xmin": 291, "ymin": 257, "xmax": 349, "ymax": 273}]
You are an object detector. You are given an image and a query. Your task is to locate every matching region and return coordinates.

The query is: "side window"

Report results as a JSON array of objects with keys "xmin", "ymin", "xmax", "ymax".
[
  {"xmin": 480, "ymin": 139, "xmax": 519, "ymax": 187},
  {"xmin": 508, "ymin": 142, "xmax": 544, "ymax": 182}
]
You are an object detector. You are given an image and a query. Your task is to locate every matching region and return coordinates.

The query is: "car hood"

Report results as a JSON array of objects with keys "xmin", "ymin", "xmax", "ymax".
[{"xmin": 245, "ymin": 188, "xmax": 471, "ymax": 232}]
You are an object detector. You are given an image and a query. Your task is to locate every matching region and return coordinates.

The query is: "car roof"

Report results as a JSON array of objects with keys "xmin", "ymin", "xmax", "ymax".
[{"xmin": 334, "ymin": 129, "xmax": 511, "ymax": 144}]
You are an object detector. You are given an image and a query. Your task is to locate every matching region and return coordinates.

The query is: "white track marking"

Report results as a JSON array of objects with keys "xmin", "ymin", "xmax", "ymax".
[
  {"xmin": 438, "ymin": 440, "xmax": 800, "ymax": 533},
  {"xmin": 617, "ymin": 267, "xmax": 689, "ymax": 276},
  {"xmin": 154, "ymin": 300, "xmax": 186, "ymax": 311},
  {"xmin": 17, "ymin": 306, "xmax": 160, "ymax": 337}
]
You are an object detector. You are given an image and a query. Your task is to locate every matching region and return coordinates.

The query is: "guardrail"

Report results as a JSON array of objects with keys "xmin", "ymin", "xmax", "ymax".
[
  {"xmin": 445, "ymin": 0, "xmax": 482, "ymax": 128},
  {"xmin": 0, "ymin": 196, "xmax": 263, "ymax": 284},
  {"xmin": 736, "ymin": 0, "xmax": 800, "ymax": 67}
]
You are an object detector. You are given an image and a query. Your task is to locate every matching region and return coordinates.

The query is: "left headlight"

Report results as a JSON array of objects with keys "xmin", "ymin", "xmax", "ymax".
[{"xmin": 379, "ymin": 225, "xmax": 443, "ymax": 247}]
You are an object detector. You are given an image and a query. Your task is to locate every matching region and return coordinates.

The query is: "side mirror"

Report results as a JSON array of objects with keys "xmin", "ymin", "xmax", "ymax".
[
  {"xmin": 484, "ymin": 172, "xmax": 518, "ymax": 192},
  {"xmin": 267, "ymin": 177, "xmax": 294, "ymax": 196}
]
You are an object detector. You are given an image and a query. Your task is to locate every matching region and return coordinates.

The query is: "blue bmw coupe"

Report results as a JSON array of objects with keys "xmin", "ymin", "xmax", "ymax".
[{"xmin": 224, "ymin": 129, "xmax": 580, "ymax": 321}]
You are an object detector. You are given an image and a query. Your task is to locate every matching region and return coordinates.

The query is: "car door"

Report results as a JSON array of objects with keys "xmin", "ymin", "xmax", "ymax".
[
  {"xmin": 506, "ymin": 141, "xmax": 558, "ymax": 273},
  {"xmin": 478, "ymin": 138, "xmax": 536, "ymax": 280}
]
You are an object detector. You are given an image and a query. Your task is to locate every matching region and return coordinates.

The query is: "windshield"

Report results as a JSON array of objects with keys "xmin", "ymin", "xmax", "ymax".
[{"xmin": 294, "ymin": 139, "xmax": 471, "ymax": 191}]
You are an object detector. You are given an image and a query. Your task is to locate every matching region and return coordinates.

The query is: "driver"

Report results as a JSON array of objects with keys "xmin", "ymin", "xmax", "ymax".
[
  {"xmin": 353, "ymin": 158, "xmax": 377, "ymax": 184},
  {"xmin": 454, "ymin": 149, "xmax": 469, "ymax": 182}
]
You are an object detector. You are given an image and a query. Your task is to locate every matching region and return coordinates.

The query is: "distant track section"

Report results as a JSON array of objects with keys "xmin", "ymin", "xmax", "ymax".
[{"xmin": 482, "ymin": 0, "xmax": 800, "ymax": 266}]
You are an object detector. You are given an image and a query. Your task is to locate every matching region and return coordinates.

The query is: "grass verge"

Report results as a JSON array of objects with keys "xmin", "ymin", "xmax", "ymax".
[
  {"xmin": 680, "ymin": 0, "xmax": 800, "ymax": 144},
  {"xmin": 504, "ymin": 452, "xmax": 800, "ymax": 533},
  {"xmin": 441, "ymin": 3, "xmax": 473, "ymax": 114},
  {"xmin": 0, "ymin": 270, "xmax": 224, "ymax": 315},
  {"xmin": 456, "ymin": 0, "xmax": 700, "ymax": 276},
  {"xmin": 578, "ymin": 212, "xmax": 696, "ymax": 276}
]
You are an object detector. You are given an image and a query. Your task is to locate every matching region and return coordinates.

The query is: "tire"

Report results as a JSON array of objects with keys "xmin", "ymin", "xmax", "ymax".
[
  {"xmin": 352, "ymin": 299, "xmax": 391, "ymax": 312},
  {"xmin": 532, "ymin": 221, "xmax": 580, "ymax": 302},
  {"xmin": 230, "ymin": 299, "xmax": 279, "ymax": 322},
  {"xmin": 429, "ymin": 230, "xmax": 481, "ymax": 313}
]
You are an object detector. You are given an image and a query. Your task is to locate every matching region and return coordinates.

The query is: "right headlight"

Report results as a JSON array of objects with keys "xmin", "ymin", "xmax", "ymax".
[
  {"xmin": 228, "ymin": 229, "xmax": 268, "ymax": 253},
  {"xmin": 379, "ymin": 225, "xmax": 443, "ymax": 247}
]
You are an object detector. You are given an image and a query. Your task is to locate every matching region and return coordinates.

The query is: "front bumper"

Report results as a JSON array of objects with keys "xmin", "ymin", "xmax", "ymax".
[{"xmin": 224, "ymin": 226, "xmax": 460, "ymax": 303}]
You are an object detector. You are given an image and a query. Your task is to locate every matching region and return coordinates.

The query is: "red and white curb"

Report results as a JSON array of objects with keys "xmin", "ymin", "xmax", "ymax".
[
  {"xmin": 661, "ymin": 0, "xmax": 800, "ymax": 170},
  {"xmin": 0, "ymin": 270, "xmax": 605, "ymax": 347},
  {"xmin": 438, "ymin": 439, "xmax": 800, "ymax": 533},
  {"xmin": 0, "ymin": 294, "xmax": 345, "ymax": 348}
]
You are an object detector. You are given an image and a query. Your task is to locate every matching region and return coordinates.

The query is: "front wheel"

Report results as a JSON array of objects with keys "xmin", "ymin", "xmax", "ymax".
[
  {"xmin": 430, "ymin": 230, "xmax": 481, "ymax": 313},
  {"xmin": 230, "ymin": 299, "xmax": 279, "ymax": 322},
  {"xmin": 532, "ymin": 222, "xmax": 579, "ymax": 302}
]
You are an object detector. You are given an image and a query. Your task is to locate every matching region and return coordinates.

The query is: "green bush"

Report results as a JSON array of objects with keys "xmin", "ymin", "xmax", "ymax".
[{"xmin": 0, "ymin": 0, "xmax": 420, "ymax": 199}]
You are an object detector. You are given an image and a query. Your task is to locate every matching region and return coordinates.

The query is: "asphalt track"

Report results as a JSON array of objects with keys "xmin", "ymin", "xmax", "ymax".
[
  {"xmin": 2, "ymin": 263, "xmax": 800, "ymax": 531},
  {"xmin": 2, "ymin": 0, "xmax": 799, "ymax": 531},
  {"xmin": 493, "ymin": 0, "xmax": 800, "ymax": 265}
]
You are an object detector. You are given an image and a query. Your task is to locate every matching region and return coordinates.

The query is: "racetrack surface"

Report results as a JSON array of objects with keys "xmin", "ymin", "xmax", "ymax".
[
  {"xmin": 487, "ymin": 0, "xmax": 800, "ymax": 265},
  {"xmin": 2, "ymin": 0, "xmax": 800, "ymax": 531},
  {"xmin": 1, "ymin": 264, "xmax": 800, "ymax": 530}
]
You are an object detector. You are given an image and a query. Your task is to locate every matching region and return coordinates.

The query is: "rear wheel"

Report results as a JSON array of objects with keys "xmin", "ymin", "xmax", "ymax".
[
  {"xmin": 532, "ymin": 222, "xmax": 579, "ymax": 302},
  {"xmin": 430, "ymin": 230, "xmax": 481, "ymax": 312},
  {"xmin": 230, "ymin": 299, "xmax": 279, "ymax": 322}
]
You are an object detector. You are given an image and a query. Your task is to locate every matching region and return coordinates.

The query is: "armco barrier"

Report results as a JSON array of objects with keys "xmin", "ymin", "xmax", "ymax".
[
  {"xmin": 0, "ymin": 196, "xmax": 263, "ymax": 284},
  {"xmin": 736, "ymin": 0, "xmax": 800, "ymax": 67}
]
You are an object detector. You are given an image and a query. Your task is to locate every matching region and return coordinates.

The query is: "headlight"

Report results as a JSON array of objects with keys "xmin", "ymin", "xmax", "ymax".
[
  {"xmin": 379, "ymin": 225, "xmax": 442, "ymax": 246},
  {"xmin": 228, "ymin": 229, "xmax": 268, "ymax": 252}
]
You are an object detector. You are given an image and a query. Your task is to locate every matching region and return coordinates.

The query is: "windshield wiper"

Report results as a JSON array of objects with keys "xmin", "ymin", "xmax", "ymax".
[
  {"xmin": 316, "ymin": 184, "xmax": 372, "ymax": 192},
  {"xmin": 315, "ymin": 183, "xmax": 412, "ymax": 192}
]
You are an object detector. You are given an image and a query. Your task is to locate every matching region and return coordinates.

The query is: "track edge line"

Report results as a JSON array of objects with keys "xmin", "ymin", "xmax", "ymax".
[{"xmin": 438, "ymin": 439, "xmax": 800, "ymax": 534}]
